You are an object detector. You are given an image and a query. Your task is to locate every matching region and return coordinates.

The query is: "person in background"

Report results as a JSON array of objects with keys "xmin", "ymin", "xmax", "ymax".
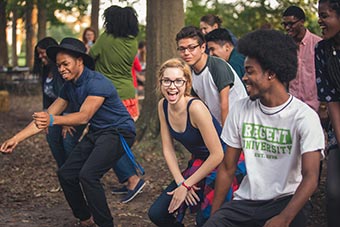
[
  {"xmin": 199, "ymin": 14, "xmax": 238, "ymax": 48},
  {"xmin": 131, "ymin": 51, "xmax": 142, "ymax": 121},
  {"xmin": 148, "ymin": 58, "xmax": 225, "ymax": 226},
  {"xmin": 282, "ymin": 6, "xmax": 322, "ymax": 112},
  {"xmin": 136, "ymin": 40, "xmax": 146, "ymax": 98},
  {"xmin": 89, "ymin": 5, "xmax": 145, "ymax": 204},
  {"xmin": 32, "ymin": 37, "xmax": 85, "ymax": 189},
  {"xmin": 205, "ymin": 28, "xmax": 245, "ymax": 80},
  {"xmin": 82, "ymin": 27, "xmax": 96, "ymax": 54},
  {"xmin": 204, "ymin": 29, "xmax": 324, "ymax": 227},
  {"xmin": 315, "ymin": 0, "xmax": 340, "ymax": 226}
]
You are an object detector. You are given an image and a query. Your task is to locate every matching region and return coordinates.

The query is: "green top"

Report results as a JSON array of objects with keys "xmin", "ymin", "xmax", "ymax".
[{"xmin": 89, "ymin": 32, "xmax": 137, "ymax": 100}]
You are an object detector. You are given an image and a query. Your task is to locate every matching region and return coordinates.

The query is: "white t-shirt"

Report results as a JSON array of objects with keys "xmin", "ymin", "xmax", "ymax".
[
  {"xmin": 192, "ymin": 56, "xmax": 247, "ymax": 125},
  {"xmin": 221, "ymin": 95, "xmax": 325, "ymax": 200}
]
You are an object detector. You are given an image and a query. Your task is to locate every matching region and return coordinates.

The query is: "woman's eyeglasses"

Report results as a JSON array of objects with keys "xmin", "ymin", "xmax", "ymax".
[{"xmin": 160, "ymin": 79, "xmax": 186, "ymax": 87}]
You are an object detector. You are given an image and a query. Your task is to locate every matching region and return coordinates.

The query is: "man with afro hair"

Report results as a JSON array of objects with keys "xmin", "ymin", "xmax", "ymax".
[{"xmin": 204, "ymin": 29, "xmax": 325, "ymax": 227}]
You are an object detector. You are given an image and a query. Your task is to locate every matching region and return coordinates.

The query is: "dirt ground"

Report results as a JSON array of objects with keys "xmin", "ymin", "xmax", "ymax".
[{"xmin": 0, "ymin": 94, "xmax": 327, "ymax": 227}]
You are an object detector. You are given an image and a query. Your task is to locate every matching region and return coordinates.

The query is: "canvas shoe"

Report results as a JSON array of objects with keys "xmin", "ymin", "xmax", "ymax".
[
  {"xmin": 120, "ymin": 179, "xmax": 145, "ymax": 204},
  {"xmin": 111, "ymin": 186, "xmax": 128, "ymax": 195}
]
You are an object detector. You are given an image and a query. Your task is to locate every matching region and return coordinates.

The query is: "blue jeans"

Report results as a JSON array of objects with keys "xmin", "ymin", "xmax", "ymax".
[
  {"xmin": 46, "ymin": 125, "xmax": 86, "ymax": 168},
  {"xmin": 148, "ymin": 181, "xmax": 206, "ymax": 227},
  {"xmin": 112, "ymin": 153, "xmax": 137, "ymax": 183}
]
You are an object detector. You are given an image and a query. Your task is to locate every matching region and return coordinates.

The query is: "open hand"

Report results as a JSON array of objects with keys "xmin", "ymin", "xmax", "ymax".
[
  {"xmin": 184, "ymin": 185, "xmax": 200, "ymax": 206},
  {"xmin": 167, "ymin": 185, "xmax": 188, "ymax": 213},
  {"xmin": 62, "ymin": 126, "xmax": 76, "ymax": 138},
  {"xmin": 0, "ymin": 137, "xmax": 19, "ymax": 153}
]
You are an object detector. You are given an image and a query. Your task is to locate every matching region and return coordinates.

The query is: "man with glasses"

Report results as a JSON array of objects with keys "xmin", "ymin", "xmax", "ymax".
[
  {"xmin": 282, "ymin": 6, "xmax": 322, "ymax": 112},
  {"xmin": 175, "ymin": 26, "xmax": 247, "ymax": 126}
]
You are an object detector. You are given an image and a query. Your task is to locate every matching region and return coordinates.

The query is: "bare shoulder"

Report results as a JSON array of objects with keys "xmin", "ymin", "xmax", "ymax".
[{"xmin": 188, "ymin": 98, "xmax": 211, "ymax": 120}]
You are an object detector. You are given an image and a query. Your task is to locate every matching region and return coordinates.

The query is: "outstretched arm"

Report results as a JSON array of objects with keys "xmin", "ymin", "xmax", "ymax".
[
  {"xmin": 0, "ymin": 98, "xmax": 68, "ymax": 153},
  {"xmin": 0, "ymin": 121, "xmax": 42, "ymax": 153}
]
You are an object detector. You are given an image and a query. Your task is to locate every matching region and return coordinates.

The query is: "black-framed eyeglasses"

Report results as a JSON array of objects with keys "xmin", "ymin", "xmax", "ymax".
[
  {"xmin": 160, "ymin": 79, "xmax": 186, "ymax": 87},
  {"xmin": 281, "ymin": 20, "xmax": 301, "ymax": 28},
  {"xmin": 176, "ymin": 44, "xmax": 200, "ymax": 53}
]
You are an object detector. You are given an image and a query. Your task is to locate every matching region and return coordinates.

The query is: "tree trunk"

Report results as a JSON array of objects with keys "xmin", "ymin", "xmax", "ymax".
[
  {"xmin": 0, "ymin": 0, "xmax": 9, "ymax": 67},
  {"xmin": 11, "ymin": 10, "xmax": 18, "ymax": 67},
  {"xmin": 25, "ymin": 0, "xmax": 34, "ymax": 69},
  {"xmin": 90, "ymin": 0, "xmax": 99, "ymax": 36},
  {"xmin": 37, "ymin": 0, "xmax": 47, "ymax": 41},
  {"xmin": 135, "ymin": 0, "xmax": 184, "ymax": 149}
]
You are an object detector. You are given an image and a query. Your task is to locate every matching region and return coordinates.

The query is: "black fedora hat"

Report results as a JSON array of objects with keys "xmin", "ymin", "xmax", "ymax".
[{"xmin": 46, "ymin": 37, "xmax": 95, "ymax": 70}]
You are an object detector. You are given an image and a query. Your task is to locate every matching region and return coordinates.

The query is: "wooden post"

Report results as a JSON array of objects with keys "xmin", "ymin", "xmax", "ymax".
[{"xmin": 0, "ymin": 90, "xmax": 10, "ymax": 112}]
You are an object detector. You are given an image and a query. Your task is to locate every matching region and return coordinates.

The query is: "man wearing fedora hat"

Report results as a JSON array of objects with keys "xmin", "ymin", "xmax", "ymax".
[{"xmin": 0, "ymin": 37, "xmax": 136, "ymax": 227}]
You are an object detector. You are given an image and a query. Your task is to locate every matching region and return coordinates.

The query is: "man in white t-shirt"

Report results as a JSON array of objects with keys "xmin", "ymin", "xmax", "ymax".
[{"xmin": 204, "ymin": 30, "xmax": 324, "ymax": 227}]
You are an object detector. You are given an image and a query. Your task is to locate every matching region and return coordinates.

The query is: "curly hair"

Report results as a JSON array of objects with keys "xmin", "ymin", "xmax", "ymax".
[
  {"xmin": 200, "ymin": 14, "xmax": 223, "ymax": 28},
  {"xmin": 175, "ymin": 26, "xmax": 205, "ymax": 46},
  {"xmin": 157, "ymin": 58, "xmax": 192, "ymax": 97},
  {"xmin": 238, "ymin": 29, "xmax": 298, "ymax": 83},
  {"xmin": 103, "ymin": 5, "xmax": 139, "ymax": 38}
]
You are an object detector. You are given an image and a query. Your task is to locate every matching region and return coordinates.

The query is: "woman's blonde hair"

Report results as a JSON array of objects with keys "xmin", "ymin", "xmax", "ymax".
[{"xmin": 157, "ymin": 58, "xmax": 192, "ymax": 96}]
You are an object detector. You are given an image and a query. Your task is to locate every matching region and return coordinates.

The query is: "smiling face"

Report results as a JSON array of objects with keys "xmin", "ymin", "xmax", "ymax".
[
  {"xmin": 207, "ymin": 41, "xmax": 232, "ymax": 61},
  {"xmin": 37, "ymin": 47, "xmax": 49, "ymax": 65},
  {"xmin": 243, "ymin": 57, "xmax": 272, "ymax": 101},
  {"xmin": 282, "ymin": 15, "xmax": 305, "ymax": 42},
  {"xmin": 160, "ymin": 67, "xmax": 187, "ymax": 104},
  {"xmin": 318, "ymin": 1, "xmax": 340, "ymax": 40},
  {"xmin": 56, "ymin": 52, "xmax": 84, "ymax": 81}
]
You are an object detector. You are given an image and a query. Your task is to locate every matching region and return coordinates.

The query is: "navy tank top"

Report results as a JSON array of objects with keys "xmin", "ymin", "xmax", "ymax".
[{"xmin": 163, "ymin": 98, "xmax": 224, "ymax": 159}]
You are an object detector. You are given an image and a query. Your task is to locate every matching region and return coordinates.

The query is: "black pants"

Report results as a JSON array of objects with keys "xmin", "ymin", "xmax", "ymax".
[
  {"xmin": 57, "ymin": 127, "xmax": 135, "ymax": 227},
  {"xmin": 203, "ymin": 195, "xmax": 311, "ymax": 227},
  {"xmin": 326, "ymin": 148, "xmax": 340, "ymax": 227}
]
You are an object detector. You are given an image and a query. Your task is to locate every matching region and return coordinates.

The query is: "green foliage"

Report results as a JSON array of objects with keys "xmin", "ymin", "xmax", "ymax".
[
  {"xmin": 47, "ymin": 25, "xmax": 80, "ymax": 43},
  {"xmin": 185, "ymin": 0, "xmax": 321, "ymax": 38},
  {"xmin": 137, "ymin": 24, "xmax": 146, "ymax": 43},
  {"xmin": 5, "ymin": 0, "xmax": 89, "ymax": 26}
]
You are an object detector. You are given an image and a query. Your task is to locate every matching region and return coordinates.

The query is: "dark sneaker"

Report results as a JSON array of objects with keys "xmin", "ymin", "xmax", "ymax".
[
  {"xmin": 111, "ymin": 186, "xmax": 128, "ymax": 195},
  {"xmin": 120, "ymin": 179, "xmax": 146, "ymax": 204}
]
